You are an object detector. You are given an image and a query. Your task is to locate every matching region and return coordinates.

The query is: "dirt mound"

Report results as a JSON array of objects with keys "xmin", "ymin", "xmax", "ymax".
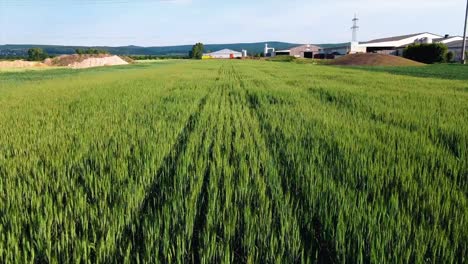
[
  {"xmin": 69, "ymin": 56, "xmax": 128, "ymax": 69},
  {"xmin": 0, "ymin": 60, "xmax": 46, "ymax": 68},
  {"xmin": 46, "ymin": 54, "xmax": 128, "ymax": 68},
  {"xmin": 329, "ymin": 53, "xmax": 424, "ymax": 66},
  {"xmin": 119, "ymin": 56, "xmax": 135, "ymax": 64},
  {"xmin": 1, "ymin": 55, "xmax": 129, "ymax": 70}
]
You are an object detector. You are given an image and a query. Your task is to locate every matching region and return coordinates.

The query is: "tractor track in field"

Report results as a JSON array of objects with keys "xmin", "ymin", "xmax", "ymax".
[
  {"xmin": 228, "ymin": 64, "xmax": 335, "ymax": 263},
  {"xmin": 245, "ymin": 90, "xmax": 338, "ymax": 264},
  {"xmin": 183, "ymin": 92, "xmax": 217, "ymax": 264},
  {"xmin": 189, "ymin": 137, "xmax": 214, "ymax": 264},
  {"xmin": 112, "ymin": 92, "xmax": 210, "ymax": 263},
  {"xmin": 191, "ymin": 70, "xmax": 239, "ymax": 263},
  {"xmin": 113, "ymin": 65, "xmax": 229, "ymax": 263},
  {"xmin": 238, "ymin": 71, "xmax": 338, "ymax": 263}
]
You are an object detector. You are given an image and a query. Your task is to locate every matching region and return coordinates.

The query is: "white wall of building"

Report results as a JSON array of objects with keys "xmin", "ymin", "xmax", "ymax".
[
  {"xmin": 204, "ymin": 49, "xmax": 242, "ymax": 59},
  {"xmin": 361, "ymin": 33, "xmax": 442, "ymax": 49},
  {"xmin": 350, "ymin": 42, "xmax": 367, "ymax": 53},
  {"xmin": 209, "ymin": 53, "xmax": 242, "ymax": 59}
]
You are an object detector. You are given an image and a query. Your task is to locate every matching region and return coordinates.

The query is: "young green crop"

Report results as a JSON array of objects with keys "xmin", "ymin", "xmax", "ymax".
[{"xmin": 0, "ymin": 60, "xmax": 466, "ymax": 263}]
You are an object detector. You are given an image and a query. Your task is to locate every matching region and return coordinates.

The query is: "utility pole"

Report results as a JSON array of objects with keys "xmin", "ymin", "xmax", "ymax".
[
  {"xmin": 351, "ymin": 14, "xmax": 359, "ymax": 43},
  {"xmin": 462, "ymin": 0, "xmax": 468, "ymax": 64}
]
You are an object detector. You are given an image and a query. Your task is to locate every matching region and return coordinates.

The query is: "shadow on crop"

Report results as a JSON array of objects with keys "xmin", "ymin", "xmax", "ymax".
[
  {"xmin": 343, "ymin": 64, "xmax": 468, "ymax": 81},
  {"xmin": 246, "ymin": 91, "xmax": 338, "ymax": 264},
  {"xmin": 112, "ymin": 94, "xmax": 209, "ymax": 263}
]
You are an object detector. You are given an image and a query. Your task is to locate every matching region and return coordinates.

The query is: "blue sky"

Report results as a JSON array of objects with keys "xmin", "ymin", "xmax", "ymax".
[{"xmin": 0, "ymin": 0, "xmax": 466, "ymax": 46}]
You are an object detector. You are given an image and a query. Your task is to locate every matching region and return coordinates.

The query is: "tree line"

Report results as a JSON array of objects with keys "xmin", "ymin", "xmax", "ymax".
[
  {"xmin": 128, "ymin": 55, "xmax": 189, "ymax": 60},
  {"xmin": 75, "ymin": 48, "xmax": 110, "ymax": 55},
  {"xmin": 25, "ymin": 47, "xmax": 111, "ymax": 61}
]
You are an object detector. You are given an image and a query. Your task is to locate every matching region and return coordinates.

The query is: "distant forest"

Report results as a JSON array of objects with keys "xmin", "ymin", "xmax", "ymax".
[{"xmin": 0, "ymin": 42, "xmax": 347, "ymax": 58}]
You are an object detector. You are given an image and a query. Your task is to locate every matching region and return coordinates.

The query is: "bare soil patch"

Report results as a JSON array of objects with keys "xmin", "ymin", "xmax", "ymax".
[
  {"xmin": 0, "ymin": 60, "xmax": 47, "ymax": 68},
  {"xmin": 1, "ymin": 55, "xmax": 129, "ymax": 70},
  {"xmin": 45, "ymin": 54, "xmax": 128, "ymax": 68}
]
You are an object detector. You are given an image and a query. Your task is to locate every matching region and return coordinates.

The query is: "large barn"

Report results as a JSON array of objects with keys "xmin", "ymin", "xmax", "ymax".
[
  {"xmin": 318, "ymin": 43, "xmax": 365, "ymax": 58},
  {"xmin": 446, "ymin": 40, "xmax": 468, "ymax": 61},
  {"xmin": 203, "ymin": 49, "xmax": 243, "ymax": 59},
  {"xmin": 359, "ymin": 33, "xmax": 463, "ymax": 56},
  {"xmin": 319, "ymin": 32, "xmax": 465, "ymax": 58},
  {"xmin": 275, "ymin": 44, "xmax": 321, "ymax": 58}
]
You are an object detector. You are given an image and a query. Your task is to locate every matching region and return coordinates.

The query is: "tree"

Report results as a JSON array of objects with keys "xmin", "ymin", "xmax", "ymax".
[
  {"xmin": 254, "ymin": 52, "xmax": 264, "ymax": 58},
  {"xmin": 446, "ymin": 51, "xmax": 455, "ymax": 63},
  {"xmin": 27, "ymin": 48, "xmax": 48, "ymax": 61},
  {"xmin": 403, "ymin": 43, "xmax": 448, "ymax": 64},
  {"xmin": 190, "ymin": 43, "xmax": 204, "ymax": 59}
]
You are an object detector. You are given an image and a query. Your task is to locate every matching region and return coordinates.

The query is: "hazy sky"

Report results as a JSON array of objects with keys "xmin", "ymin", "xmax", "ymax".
[{"xmin": 0, "ymin": 0, "xmax": 466, "ymax": 46}]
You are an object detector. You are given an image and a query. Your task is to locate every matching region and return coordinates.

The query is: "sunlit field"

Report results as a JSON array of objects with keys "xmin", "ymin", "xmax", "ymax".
[{"xmin": 0, "ymin": 60, "xmax": 466, "ymax": 263}]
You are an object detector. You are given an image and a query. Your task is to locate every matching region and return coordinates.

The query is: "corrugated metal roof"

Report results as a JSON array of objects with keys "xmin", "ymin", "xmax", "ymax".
[
  {"xmin": 319, "ymin": 44, "xmax": 350, "ymax": 50},
  {"xmin": 433, "ymin": 36, "xmax": 460, "ymax": 42},
  {"xmin": 361, "ymin": 32, "xmax": 442, "ymax": 44},
  {"xmin": 207, "ymin": 49, "xmax": 241, "ymax": 55},
  {"xmin": 290, "ymin": 44, "xmax": 321, "ymax": 51}
]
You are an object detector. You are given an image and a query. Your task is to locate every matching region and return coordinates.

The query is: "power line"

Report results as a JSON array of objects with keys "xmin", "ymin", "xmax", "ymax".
[{"xmin": 462, "ymin": 0, "xmax": 468, "ymax": 64}]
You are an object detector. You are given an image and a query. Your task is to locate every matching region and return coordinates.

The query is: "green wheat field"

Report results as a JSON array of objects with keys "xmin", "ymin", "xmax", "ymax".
[{"xmin": 0, "ymin": 61, "xmax": 467, "ymax": 263}]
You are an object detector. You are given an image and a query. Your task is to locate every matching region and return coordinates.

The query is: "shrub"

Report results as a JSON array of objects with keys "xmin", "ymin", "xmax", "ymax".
[
  {"xmin": 403, "ymin": 43, "xmax": 448, "ymax": 64},
  {"xmin": 75, "ymin": 48, "xmax": 109, "ymax": 55},
  {"xmin": 266, "ymin": 55, "xmax": 296, "ymax": 62},
  {"xmin": 446, "ymin": 51, "xmax": 454, "ymax": 63},
  {"xmin": 27, "ymin": 48, "xmax": 48, "ymax": 61}
]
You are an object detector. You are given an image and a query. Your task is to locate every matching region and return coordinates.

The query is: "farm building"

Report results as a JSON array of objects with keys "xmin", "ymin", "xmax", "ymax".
[
  {"xmin": 275, "ymin": 44, "xmax": 321, "ymax": 58},
  {"xmin": 318, "ymin": 42, "xmax": 366, "ymax": 58},
  {"xmin": 319, "ymin": 33, "xmax": 464, "ymax": 58},
  {"xmin": 433, "ymin": 35, "xmax": 464, "ymax": 44},
  {"xmin": 446, "ymin": 40, "xmax": 468, "ymax": 61},
  {"xmin": 359, "ymin": 32, "xmax": 443, "ymax": 54},
  {"xmin": 359, "ymin": 33, "xmax": 463, "ymax": 56},
  {"xmin": 318, "ymin": 44, "xmax": 351, "ymax": 58},
  {"xmin": 203, "ymin": 49, "xmax": 243, "ymax": 59}
]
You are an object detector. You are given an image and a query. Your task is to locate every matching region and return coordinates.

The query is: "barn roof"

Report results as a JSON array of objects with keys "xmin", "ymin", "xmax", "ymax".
[
  {"xmin": 361, "ymin": 32, "xmax": 442, "ymax": 44},
  {"xmin": 208, "ymin": 49, "xmax": 242, "ymax": 55},
  {"xmin": 290, "ymin": 44, "xmax": 321, "ymax": 50},
  {"xmin": 433, "ymin": 36, "xmax": 463, "ymax": 42}
]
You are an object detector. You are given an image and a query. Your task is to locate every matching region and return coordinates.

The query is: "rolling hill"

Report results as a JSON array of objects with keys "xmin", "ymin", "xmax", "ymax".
[
  {"xmin": 0, "ymin": 42, "xmax": 349, "ymax": 58},
  {"xmin": 0, "ymin": 42, "xmax": 299, "ymax": 57}
]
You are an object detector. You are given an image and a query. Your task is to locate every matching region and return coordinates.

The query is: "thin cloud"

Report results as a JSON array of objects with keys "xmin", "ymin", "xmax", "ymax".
[{"xmin": 0, "ymin": 0, "xmax": 191, "ymax": 6}]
